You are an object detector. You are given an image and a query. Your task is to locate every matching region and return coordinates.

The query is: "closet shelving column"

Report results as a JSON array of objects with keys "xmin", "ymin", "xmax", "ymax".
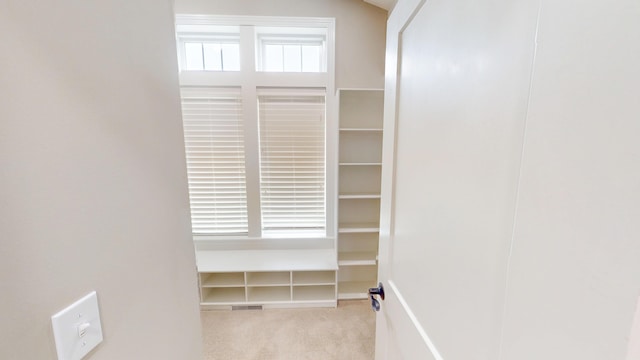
[{"xmin": 337, "ymin": 89, "xmax": 384, "ymax": 300}]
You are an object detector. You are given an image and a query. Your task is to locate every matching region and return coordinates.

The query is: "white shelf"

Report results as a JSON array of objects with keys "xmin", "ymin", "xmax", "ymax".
[
  {"xmin": 338, "ymin": 281, "xmax": 374, "ymax": 300},
  {"xmin": 338, "ymin": 251, "xmax": 378, "ymax": 266},
  {"xmin": 339, "ymin": 128, "xmax": 383, "ymax": 132},
  {"xmin": 339, "ymin": 162, "xmax": 382, "ymax": 166},
  {"xmin": 200, "ymin": 273, "xmax": 245, "ymax": 287},
  {"xmin": 338, "ymin": 193, "xmax": 381, "ymax": 199},
  {"xmin": 338, "ymin": 223, "xmax": 380, "ymax": 233}
]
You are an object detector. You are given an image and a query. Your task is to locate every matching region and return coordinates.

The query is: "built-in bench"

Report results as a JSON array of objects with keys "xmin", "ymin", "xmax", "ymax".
[{"xmin": 196, "ymin": 249, "xmax": 338, "ymax": 309}]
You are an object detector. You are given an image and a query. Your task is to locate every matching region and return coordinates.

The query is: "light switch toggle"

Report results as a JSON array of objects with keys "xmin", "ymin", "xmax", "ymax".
[
  {"xmin": 51, "ymin": 291, "xmax": 103, "ymax": 360},
  {"xmin": 78, "ymin": 322, "xmax": 91, "ymax": 338}
]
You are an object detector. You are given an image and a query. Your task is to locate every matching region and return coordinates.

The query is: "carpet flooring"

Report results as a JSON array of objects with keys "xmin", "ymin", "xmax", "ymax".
[{"xmin": 201, "ymin": 300, "xmax": 376, "ymax": 360}]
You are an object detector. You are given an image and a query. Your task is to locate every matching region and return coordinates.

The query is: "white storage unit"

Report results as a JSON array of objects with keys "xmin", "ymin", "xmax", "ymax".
[
  {"xmin": 196, "ymin": 249, "xmax": 338, "ymax": 309},
  {"xmin": 337, "ymin": 89, "xmax": 384, "ymax": 299}
]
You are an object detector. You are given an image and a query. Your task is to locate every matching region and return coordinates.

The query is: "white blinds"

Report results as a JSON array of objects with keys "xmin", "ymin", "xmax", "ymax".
[
  {"xmin": 180, "ymin": 87, "xmax": 248, "ymax": 235},
  {"xmin": 257, "ymin": 90, "xmax": 326, "ymax": 234}
]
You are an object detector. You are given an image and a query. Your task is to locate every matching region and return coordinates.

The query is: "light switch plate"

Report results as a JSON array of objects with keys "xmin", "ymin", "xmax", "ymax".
[{"xmin": 51, "ymin": 291, "xmax": 103, "ymax": 360}]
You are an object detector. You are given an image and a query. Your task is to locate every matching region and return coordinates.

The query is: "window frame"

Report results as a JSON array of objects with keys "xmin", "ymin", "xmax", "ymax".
[{"xmin": 175, "ymin": 15, "xmax": 337, "ymax": 244}]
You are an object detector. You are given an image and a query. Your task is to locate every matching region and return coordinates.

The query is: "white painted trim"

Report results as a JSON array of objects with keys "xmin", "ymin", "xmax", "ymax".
[{"xmin": 387, "ymin": 280, "xmax": 444, "ymax": 360}]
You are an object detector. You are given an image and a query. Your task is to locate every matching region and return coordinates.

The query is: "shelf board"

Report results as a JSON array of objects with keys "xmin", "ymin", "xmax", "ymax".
[
  {"xmin": 338, "ymin": 281, "xmax": 374, "ymax": 300},
  {"xmin": 200, "ymin": 273, "xmax": 245, "ymax": 287},
  {"xmin": 292, "ymin": 271, "xmax": 335, "ymax": 286},
  {"xmin": 247, "ymin": 286, "xmax": 291, "ymax": 302},
  {"xmin": 338, "ymin": 193, "xmax": 381, "ymax": 199},
  {"xmin": 201, "ymin": 288, "xmax": 245, "ymax": 303},
  {"xmin": 339, "ymin": 162, "xmax": 382, "ymax": 166},
  {"xmin": 339, "ymin": 128, "xmax": 383, "ymax": 132},
  {"xmin": 338, "ymin": 222, "xmax": 380, "ymax": 233},
  {"xmin": 293, "ymin": 285, "xmax": 336, "ymax": 301},
  {"xmin": 338, "ymin": 251, "xmax": 378, "ymax": 266}
]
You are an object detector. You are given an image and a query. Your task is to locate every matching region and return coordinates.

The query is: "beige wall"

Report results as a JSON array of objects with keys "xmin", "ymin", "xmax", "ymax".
[
  {"xmin": 0, "ymin": 1, "xmax": 203, "ymax": 359},
  {"xmin": 174, "ymin": 0, "xmax": 387, "ymax": 90}
]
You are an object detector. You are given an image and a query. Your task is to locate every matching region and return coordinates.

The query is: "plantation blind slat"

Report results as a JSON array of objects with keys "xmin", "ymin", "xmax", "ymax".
[
  {"xmin": 257, "ymin": 90, "xmax": 326, "ymax": 234},
  {"xmin": 181, "ymin": 87, "xmax": 248, "ymax": 235}
]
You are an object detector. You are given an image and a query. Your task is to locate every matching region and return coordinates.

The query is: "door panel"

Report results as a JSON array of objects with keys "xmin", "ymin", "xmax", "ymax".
[
  {"xmin": 377, "ymin": 0, "xmax": 539, "ymax": 358},
  {"xmin": 380, "ymin": 0, "xmax": 640, "ymax": 359},
  {"xmin": 499, "ymin": 0, "xmax": 640, "ymax": 359},
  {"xmin": 382, "ymin": 283, "xmax": 439, "ymax": 359}
]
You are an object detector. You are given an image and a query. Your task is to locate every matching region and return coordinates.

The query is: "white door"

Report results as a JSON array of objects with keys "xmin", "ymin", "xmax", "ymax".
[
  {"xmin": 376, "ymin": 0, "xmax": 640, "ymax": 359},
  {"xmin": 497, "ymin": 0, "xmax": 640, "ymax": 358},
  {"xmin": 375, "ymin": 0, "xmax": 539, "ymax": 358}
]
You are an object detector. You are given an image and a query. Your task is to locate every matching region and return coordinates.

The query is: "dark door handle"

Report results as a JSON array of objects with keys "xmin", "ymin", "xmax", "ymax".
[{"xmin": 368, "ymin": 282, "xmax": 385, "ymax": 312}]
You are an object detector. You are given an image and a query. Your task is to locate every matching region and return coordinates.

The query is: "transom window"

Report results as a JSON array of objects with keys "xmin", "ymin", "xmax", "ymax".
[
  {"xmin": 256, "ymin": 27, "xmax": 326, "ymax": 72},
  {"xmin": 183, "ymin": 41, "xmax": 241, "ymax": 71}
]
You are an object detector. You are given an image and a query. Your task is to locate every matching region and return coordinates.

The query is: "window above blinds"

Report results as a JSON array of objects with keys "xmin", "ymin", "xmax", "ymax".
[
  {"xmin": 258, "ymin": 89, "xmax": 326, "ymax": 236},
  {"xmin": 176, "ymin": 25, "xmax": 241, "ymax": 72},
  {"xmin": 256, "ymin": 27, "xmax": 327, "ymax": 73},
  {"xmin": 181, "ymin": 87, "xmax": 248, "ymax": 235},
  {"xmin": 183, "ymin": 41, "xmax": 240, "ymax": 71}
]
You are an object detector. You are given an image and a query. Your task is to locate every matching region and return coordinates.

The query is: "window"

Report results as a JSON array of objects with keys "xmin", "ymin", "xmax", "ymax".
[
  {"xmin": 176, "ymin": 16, "xmax": 335, "ymax": 240},
  {"xmin": 258, "ymin": 90, "xmax": 326, "ymax": 235},
  {"xmin": 181, "ymin": 87, "xmax": 248, "ymax": 234},
  {"xmin": 183, "ymin": 42, "xmax": 240, "ymax": 71},
  {"xmin": 256, "ymin": 27, "xmax": 326, "ymax": 72},
  {"xmin": 177, "ymin": 25, "xmax": 241, "ymax": 71}
]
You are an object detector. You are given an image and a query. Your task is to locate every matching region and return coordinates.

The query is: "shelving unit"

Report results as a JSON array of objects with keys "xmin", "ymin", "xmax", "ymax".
[
  {"xmin": 337, "ymin": 89, "xmax": 384, "ymax": 300},
  {"xmin": 196, "ymin": 249, "xmax": 338, "ymax": 309}
]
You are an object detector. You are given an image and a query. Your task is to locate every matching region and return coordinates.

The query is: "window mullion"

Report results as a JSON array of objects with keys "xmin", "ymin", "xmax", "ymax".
[{"xmin": 239, "ymin": 25, "xmax": 262, "ymax": 237}]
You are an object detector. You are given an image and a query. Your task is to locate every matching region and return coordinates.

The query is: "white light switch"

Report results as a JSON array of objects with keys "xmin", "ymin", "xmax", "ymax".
[{"xmin": 51, "ymin": 291, "xmax": 103, "ymax": 360}]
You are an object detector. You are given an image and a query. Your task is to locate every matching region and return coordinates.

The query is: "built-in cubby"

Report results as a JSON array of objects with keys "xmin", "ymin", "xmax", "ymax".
[
  {"xmin": 338, "ymin": 265, "xmax": 378, "ymax": 300},
  {"xmin": 196, "ymin": 249, "xmax": 338, "ymax": 309},
  {"xmin": 201, "ymin": 286, "xmax": 246, "ymax": 303},
  {"xmin": 337, "ymin": 89, "xmax": 384, "ymax": 300}
]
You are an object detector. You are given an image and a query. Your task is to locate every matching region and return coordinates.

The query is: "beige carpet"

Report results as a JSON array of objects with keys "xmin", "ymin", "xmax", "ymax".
[{"xmin": 201, "ymin": 300, "xmax": 376, "ymax": 360}]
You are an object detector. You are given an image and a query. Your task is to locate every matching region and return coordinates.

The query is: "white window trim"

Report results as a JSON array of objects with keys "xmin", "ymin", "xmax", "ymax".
[{"xmin": 176, "ymin": 15, "xmax": 337, "ymax": 244}]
